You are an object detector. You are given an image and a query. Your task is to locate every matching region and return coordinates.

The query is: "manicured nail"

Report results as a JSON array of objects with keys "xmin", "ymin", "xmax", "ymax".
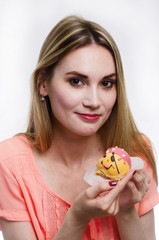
[
  {"xmin": 133, "ymin": 170, "xmax": 137, "ymax": 175},
  {"xmin": 109, "ymin": 180, "xmax": 118, "ymax": 186}
]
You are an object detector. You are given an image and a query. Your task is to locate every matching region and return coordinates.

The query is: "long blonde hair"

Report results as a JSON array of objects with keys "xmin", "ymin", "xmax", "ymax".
[{"xmin": 23, "ymin": 15, "xmax": 157, "ymax": 180}]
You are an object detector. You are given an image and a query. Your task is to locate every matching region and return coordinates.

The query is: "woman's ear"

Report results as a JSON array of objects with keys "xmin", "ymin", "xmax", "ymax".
[
  {"xmin": 37, "ymin": 72, "xmax": 48, "ymax": 97},
  {"xmin": 39, "ymin": 81, "xmax": 48, "ymax": 97}
]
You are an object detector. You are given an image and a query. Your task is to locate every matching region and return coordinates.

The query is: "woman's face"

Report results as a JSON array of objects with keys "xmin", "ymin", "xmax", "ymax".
[{"xmin": 41, "ymin": 44, "xmax": 117, "ymax": 137}]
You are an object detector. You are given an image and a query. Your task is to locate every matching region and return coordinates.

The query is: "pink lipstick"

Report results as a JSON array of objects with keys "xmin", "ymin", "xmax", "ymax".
[{"xmin": 77, "ymin": 113, "xmax": 100, "ymax": 121}]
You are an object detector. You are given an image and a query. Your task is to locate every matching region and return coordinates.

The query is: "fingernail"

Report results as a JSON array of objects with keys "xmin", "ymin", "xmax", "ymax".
[
  {"xmin": 133, "ymin": 170, "xmax": 137, "ymax": 175},
  {"xmin": 109, "ymin": 180, "xmax": 118, "ymax": 186}
]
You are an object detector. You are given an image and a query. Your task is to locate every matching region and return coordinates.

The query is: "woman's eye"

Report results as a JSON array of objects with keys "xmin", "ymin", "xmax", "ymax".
[
  {"xmin": 69, "ymin": 78, "xmax": 83, "ymax": 86},
  {"xmin": 101, "ymin": 80, "xmax": 115, "ymax": 88}
]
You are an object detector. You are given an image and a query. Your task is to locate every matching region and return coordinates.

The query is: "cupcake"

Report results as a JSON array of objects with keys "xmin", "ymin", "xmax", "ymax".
[{"xmin": 96, "ymin": 146, "xmax": 131, "ymax": 180}]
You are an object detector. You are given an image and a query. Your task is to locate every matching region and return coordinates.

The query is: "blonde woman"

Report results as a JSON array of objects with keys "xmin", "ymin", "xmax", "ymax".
[{"xmin": 0, "ymin": 16, "xmax": 158, "ymax": 240}]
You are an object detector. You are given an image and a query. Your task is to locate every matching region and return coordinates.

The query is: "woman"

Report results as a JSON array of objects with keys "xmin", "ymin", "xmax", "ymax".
[{"xmin": 0, "ymin": 15, "xmax": 158, "ymax": 240}]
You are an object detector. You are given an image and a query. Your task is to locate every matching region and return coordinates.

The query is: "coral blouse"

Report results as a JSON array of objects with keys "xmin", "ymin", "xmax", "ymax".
[{"xmin": 0, "ymin": 136, "xmax": 159, "ymax": 240}]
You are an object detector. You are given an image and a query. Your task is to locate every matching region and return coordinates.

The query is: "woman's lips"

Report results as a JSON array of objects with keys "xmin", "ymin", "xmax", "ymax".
[{"xmin": 77, "ymin": 113, "xmax": 100, "ymax": 121}]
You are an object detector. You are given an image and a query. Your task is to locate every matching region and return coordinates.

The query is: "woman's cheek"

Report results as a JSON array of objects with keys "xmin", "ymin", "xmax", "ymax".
[{"xmin": 49, "ymin": 90, "xmax": 79, "ymax": 112}]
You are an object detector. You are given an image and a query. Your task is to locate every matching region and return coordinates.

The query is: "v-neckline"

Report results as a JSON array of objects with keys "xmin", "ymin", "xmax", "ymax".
[{"xmin": 20, "ymin": 135, "xmax": 72, "ymax": 206}]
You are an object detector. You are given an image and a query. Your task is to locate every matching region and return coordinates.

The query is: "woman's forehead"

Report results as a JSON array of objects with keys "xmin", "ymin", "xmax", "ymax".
[{"xmin": 54, "ymin": 44, "xmax": 116, "ymax": 77}]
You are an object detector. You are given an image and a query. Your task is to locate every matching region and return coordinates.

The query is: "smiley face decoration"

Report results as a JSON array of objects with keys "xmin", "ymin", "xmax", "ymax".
[{"xmin": 96, "ymin": 146, "xmax": 131, "ymax": 180}]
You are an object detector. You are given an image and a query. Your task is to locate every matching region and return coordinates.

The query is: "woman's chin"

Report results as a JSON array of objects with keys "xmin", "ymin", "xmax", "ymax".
[
  {"xmin": 73, "ymin": 127, "xmax": 99, "ymax": 137},
  {"xmin": 54, "ymin": 121, "xmax": 102, "ymax": 138}
]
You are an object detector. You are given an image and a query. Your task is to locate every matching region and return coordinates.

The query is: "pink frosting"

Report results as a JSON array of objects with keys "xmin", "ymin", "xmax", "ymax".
[{"xmin": 106, "ymin": 146, "xmax": 131, "ymax": 168}]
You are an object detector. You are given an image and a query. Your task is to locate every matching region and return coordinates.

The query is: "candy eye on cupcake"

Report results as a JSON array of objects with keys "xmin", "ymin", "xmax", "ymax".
[{"xmin": 96, "ymin": 146, "xmax": 131, "ymax": 180}]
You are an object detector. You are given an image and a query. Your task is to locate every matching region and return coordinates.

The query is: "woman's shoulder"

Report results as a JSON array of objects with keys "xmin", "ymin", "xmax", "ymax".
[
  {"xmin": 0, "ymin": 135, "xmax": 30, "ymax": 159},
  {"xmin": 0, "ymin": 135, "xmax": 33, "ymax": 173},
  {"xmin": 133, "ymin": 133, "xmax": 153, "ymax": 153},
  {"xmin": 140, "ymin": 134, "xmax": 152, "ymax": 145}
]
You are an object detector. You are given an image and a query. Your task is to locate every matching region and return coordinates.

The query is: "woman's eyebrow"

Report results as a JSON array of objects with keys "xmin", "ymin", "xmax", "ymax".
[
  {"xmin": 66, "ymin": 71, "xmax": 88, "ymax": 79},
  {"xmin": 103, "ymin": 73, "xmax": 116, "ymax": 79},
  {"xmin": 66, "ymin": 71, "xmax": 116, "ymax": 79}
]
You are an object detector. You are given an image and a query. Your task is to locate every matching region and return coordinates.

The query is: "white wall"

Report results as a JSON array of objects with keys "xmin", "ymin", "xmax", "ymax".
[{"xmin": 0, "ymin": 0, "xmax": 159, "ymax": 239}]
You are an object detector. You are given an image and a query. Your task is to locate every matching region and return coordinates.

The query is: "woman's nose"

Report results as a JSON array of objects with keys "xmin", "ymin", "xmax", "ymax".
[{"xmin": 82, "ymin": 88, "xmax": 100, "ymax": 109}]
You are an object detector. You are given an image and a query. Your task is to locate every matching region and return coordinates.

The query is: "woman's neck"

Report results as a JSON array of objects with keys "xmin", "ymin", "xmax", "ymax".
[{"xmin": 45, "ymin": 129, "xmax": 105, "ymax": 169}]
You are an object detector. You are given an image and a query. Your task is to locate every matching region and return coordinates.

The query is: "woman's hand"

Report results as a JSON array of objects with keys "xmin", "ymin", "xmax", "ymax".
[
  {"xmin": 119, "ymin": 168, "xmax": 151, "ymax": 212},
  {"xmin": 68, "ymin": 169, "xmax": 135, "ymax": 226}
]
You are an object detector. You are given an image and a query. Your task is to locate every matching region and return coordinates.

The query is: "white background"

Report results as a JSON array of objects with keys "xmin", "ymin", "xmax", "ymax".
[{"xmin": 0, "ymin": 0, "xmax": 159, "ymax": 239}]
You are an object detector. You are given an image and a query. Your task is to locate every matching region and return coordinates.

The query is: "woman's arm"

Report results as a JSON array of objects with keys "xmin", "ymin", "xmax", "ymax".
[
  {"xmin": 116, "ymin": 207, "xmax": 156, "ymax": 240},
  {"xmin": 53, "ymin": 210, "xmax": 88, "ymax": 240},
  {"xmin": 140, "ymin": 209, "xmax": 156, "ymax": 240},
  {"xmin": 0, "ymin": 219, "xmax": 37, "ymax": 240},
  {"xmin": 116, "ymin": 169, "xmax": 155, "ymax": 240}
]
